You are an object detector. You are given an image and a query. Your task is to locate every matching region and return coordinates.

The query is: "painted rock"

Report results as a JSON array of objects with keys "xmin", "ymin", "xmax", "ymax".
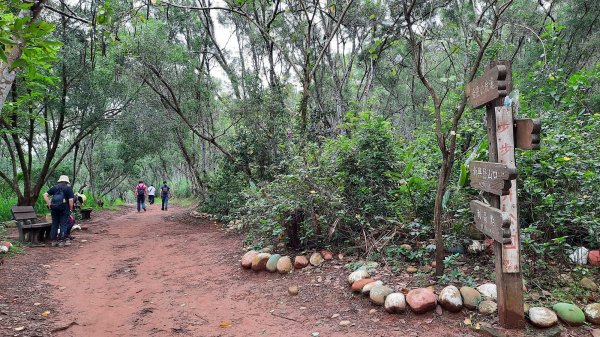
[
  {"xmin": 438, "ymin": 285, "xmax": 463, "ymax": 312},
  {"xmin": 351, "ymin": 278, "xmax": 375, "ymax": 292},
  {"xmin": 477, "ymin": 283, "xmax": 497, "ymax": 300},
  {"xmin": 251, "ymin": 253, "xmax": 271, "ymax": 271},
  {"xmin": 309, "ymin": 252, "xmax": 324, "ymax": 266},
  {"xmin": 478, "ymin": 300, "xmax": 497, "ymax": 315},
  {"xmin": 406, "ymin": 288, "xmax": 437, "ymax": 313},
  {"xmin": 241, "ymin": 250, "xmax": 258, "ymax": 269},
  {"xmin": 589, "ymin": 250, "xmax": 600, "ymax": 267},
  {"xmin": 460, "ymin": 286, "xmax": 482, "ymax": 310},
  {"xmin": 321, "ymin": 250, "xmax": 334, "ymax": 260},
  {"xmin": 569, "ymin": 247, "xmax": 589, "ymax": 265},
  {"xmin": 528, "ymin": 307, "xmax": 558, "ymax": 328},
  {"xmin": 370, "ymin": 285, "xmax": 394, "ymax": 306},
  {"xmin": 362, "ymin": 280, "xmax": 383, "ymax": 296},
  {"xmin": 276, "ymin": 256, "xmax": 293, "ymax": 274},
  {"xmin": 584, "ymin": 303, "xmax": 600, "ymax": 325},
  {"xmin": 266, "ymin": 254, "xmax": 281, "ymax": 272},
  {"xmin": 552, "ymin": 303, "xmax": 585, "ymax": 326},
  {"xmin": 294, "ymin": 255, "xmax": 309, "ymax": 269},
  {"xmin": 384, "ymin": 293, "xmax": 407, "ymax": 314},
  {"xmin": 348, "ymin": 269, "xmax": 370, "ymax": 285}
]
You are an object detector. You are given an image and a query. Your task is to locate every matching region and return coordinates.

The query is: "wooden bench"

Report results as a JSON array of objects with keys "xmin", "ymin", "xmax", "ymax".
[{"xmin": 11, "ymin": 206, "xmax": 51, "ymax": 244}]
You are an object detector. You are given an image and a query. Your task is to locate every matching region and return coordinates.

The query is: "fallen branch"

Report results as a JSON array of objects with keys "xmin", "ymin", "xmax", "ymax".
[{"xmin": 270, "ymin": 312, "xmax": 302, "ymax": 323}]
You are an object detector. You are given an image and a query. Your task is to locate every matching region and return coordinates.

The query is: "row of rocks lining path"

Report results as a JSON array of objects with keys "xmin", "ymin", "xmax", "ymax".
[{"xmin": 0, "ymin": 205, "xmax": 590, "ymax": 336}]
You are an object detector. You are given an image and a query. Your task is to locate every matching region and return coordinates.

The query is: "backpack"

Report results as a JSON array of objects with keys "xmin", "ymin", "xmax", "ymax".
[
  {"xmin": 137, "ymin": 184, "xmax": 146, "ymax": 196},
  {"xmin": 50, "ymin": 187, "xmax": 66, "ymax": 211},
  {"xmin": 161, "ymin": 185, "xmax": 169, "ymax": 195}
]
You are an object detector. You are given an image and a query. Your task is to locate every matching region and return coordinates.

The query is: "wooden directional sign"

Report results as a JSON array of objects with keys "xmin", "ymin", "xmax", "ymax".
[
  {"xmin": 466, "ymin": 64, "xmax": 512, "ymax": 109},
  {"xmin": 469, "ymin": 161, "xmax": 517, "ymax": 196},
  {"xmin": 514, "ymin": 118, "xmax": 541, "ymax": 150},
  {"xmin": 470, "ymin": 200, "xmax": 512, "ymax": 244}
]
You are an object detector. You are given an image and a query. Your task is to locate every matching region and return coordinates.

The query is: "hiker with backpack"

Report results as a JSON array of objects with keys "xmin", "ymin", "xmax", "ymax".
[
  {"xmin": 43, "ymin": 175, "xmax": 75, "ymax": 247},
  {"xmin": 135, "ymin": 180, "xmax": 148, "ymax": 212},
  {"xmin": 160, "ymin": 181, "xmax": 172, "ymax": 211}
]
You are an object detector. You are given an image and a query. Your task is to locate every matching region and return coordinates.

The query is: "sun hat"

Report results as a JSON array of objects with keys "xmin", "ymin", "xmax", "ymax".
[{"xmin": 57, "ymin": 175, "xmax": 70, "ymax": 183}]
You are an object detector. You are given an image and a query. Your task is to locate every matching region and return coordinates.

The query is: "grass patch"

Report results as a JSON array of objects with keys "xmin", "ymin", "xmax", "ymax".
[{"xmin": 169, "ymin": 197, "xmax": 199, "ymax": 208}]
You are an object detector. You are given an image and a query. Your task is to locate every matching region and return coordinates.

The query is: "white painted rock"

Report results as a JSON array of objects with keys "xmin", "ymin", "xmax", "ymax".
[
  {"xmin": 309, "ymin": 252, "xmax": 324, "ymax": 266},
  {"xmin": 528, "ymin": 307, "xmax": 558, "ymax": 328},
  {"xmin": 584, "ymin": 303, "xmax": 600, "ymax": 325},
  {"xmin": 370, "ymin": 285, "xmax": 393, "ymax": 306},
  {"xmin": 478, "ymin": 300, "xmax": 497, "ymax": 315},
  {"xmin": 569, "ymin": 247, "xmax": 589, "ymax": 265},
  {"xmin": 362, "ymin": 280, "xmax": 383, "ymax": 296},
  {"xmin": 477, "ymin": 283, "xmax": 497, "ymax": 300},
  {"xmin": 384, "ymin": 293, "xmax": 406, "ymax": 314},
  {"xmin": 348, "ymin": 269, "xmax": 369, "ymax": 285},
  {"xmin": 438, "ymin": 285, "xmax": 463, "ymax": 312}
]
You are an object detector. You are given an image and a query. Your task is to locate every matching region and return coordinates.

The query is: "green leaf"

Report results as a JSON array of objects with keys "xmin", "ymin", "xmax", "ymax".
[{"xmin": 458, "ymin": 163, "xmax": 468, "ymax": 188}]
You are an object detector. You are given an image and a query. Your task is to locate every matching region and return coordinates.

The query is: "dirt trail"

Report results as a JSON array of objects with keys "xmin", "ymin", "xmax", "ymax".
[{"xmin": 3, "ymin": 205, "xmax": 536, "ymax": 337}]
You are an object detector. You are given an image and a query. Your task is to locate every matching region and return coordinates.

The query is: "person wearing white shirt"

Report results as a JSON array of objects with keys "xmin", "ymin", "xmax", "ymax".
[{"xmin": 147, "ymin": 184, "xmax": 156, "ymax": 205}]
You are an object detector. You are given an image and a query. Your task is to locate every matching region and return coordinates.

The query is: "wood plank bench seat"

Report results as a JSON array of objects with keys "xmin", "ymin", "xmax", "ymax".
[{"xmin": 11, "ymin": 206, "xmax": 51, "ymax": 244}]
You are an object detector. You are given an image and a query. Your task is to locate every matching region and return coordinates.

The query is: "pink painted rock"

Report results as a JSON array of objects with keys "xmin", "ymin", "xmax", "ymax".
[
  {"xmin": 241, "ymin": 250, "xmax": 258, "ymax": 269},
  {"xmin": 0, "ymin": 241, "xmax": 12, "ymax": 249},
  {"xmin": 251, "ymin": 253, "xmax": 271, "ymax": 271},
  {"xmin": 406, "ymin": 288, "xmax": 437, "ymax": 314},
  {"xmin": 589, "ymin": 250, "xmax": 600, "ymax": 266},
  {"xmin": 321, "ymin": 250, "xmax": 334, "ymax": 260},
  {"xmin": 351, "ymin": 278, "xmax": 375, "ymax": 292},
  {"xmin": 294, "ymin": 255, "xmax": 309, "ymax": 269}
]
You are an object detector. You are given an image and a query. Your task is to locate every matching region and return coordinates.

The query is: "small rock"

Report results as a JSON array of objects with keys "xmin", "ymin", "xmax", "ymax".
[
  {"xmin": 438, "ymin": 285, "xmax": 463, "ymax": 312},
  {"xmin": 309, "ymin": 252, "xmax": 324, "ymax": 266},
  {"xmin": 288, "ymin": 286, "xmax": 299, "ymax": 296},
  {"xmin": 362, "ymin": 280, "xmax": 383, "ymax": 296},
  {"xmin": 294, "ymin": 255, "xmax": 309, "ymax": 269},
  {"xmin": 552, "ymin": 303, "xmax": 585, "ymax": 326},
  {"xmin": 569, "ymin": 247, "xmax": 589, "ymax": 265},
  {"xmin": 406, "ymin": 288, "xmax": 437, "ymax": 313},
  {"xmin": 0, "ymin": 246, "xmax": 7, "ymax": 253},
  {"xmin": 581, "ymin": 277, "xmax": 598, "ymax": 291},
  {"xmin": 331, "ymin": 314, "xmax": 340, "ymax": 318},
  {"xmin": 477, "ymin": 283, "xmax": 497, "ymax": 300},
  {"xmin": 251, "ymin": 253, "xmax": 271, "ymax": 271},
  {"xmin": 276, "ymin": 256, "xmax": 293, "ymax": 274},
  {"xmin": 400, "ymin": 244, "xmax": 412, "ymax": 251},
  {"xmin": 559, "ymin": 274, "xmax": 574, "ymax": 284},
  {"xmin": 369, "ymin": 308, "xmax": 377, "ymax": 314},
  {"xmin": 370, "ymin": 285, "xmax": 394, "ymax": 306},
  {"xmin": 478, "ymin": 300, "xmax": 497, "ymax": 315},
  {"xmin": 348, "ymin": 269, "xmax": 370, "ymax": 285},
  {"xmin": 467, "ymin": 240, "xmax": 485, "ymax": 254},
  {"xmin": 406, "ymin": 266, "xmax": 418, "ymax": 273},
  {"xmin": 419, "ymin": 265, "xmax": 432, "ymax": 273},
  {"xmin": 460, "ymin": 286, "xmax": 482, "ymax": 310},
  {"xmin": 260, "ymin": 245, "xmax": 273, "ymax": 253},
  {"xmin": 321, "ymin": 250, "xmax": 334, "ymax": 260},
  {"xmin": 339, "ymin": 320, "xmax": 351, "ymax": 326},
  {"xmin": 384, "ymin": 293, "xmax": 406, "ymax": 314},
  {"xmin": 584, "ymin": 303, "xmax": 600, "ymax": 325},
  {"xmin": 266, "ymin": 254, "xmax": 281, "ymax": 272},
  {"xmin": 528, "ymin": 307, "xmax": 558, "ymax": 328},
  {"xmin": 241, "ymin": 250, "xmax": 258, "ymax": 269},
  {"xmin": 351, "ymin": 278, "xmax": 375, "ymax": 292},
  {"xmin": 435, "ymin": 305, "xmax": 443, "ymax": 315}
]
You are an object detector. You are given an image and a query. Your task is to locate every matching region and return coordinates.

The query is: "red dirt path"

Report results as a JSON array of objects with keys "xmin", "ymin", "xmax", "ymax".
[{"xmin": 2, "ymin": 205, "xmax": 577, "ymax": 336}]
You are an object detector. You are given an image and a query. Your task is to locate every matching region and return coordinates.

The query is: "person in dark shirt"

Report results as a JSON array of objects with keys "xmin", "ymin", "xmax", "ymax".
[
  {"xmin": 160, "ymin": 181, "xmax": 172, "ymax": 211},
  {"xmin": 43, "ymin": 175, "xmax": 75, "ymax": 247}
]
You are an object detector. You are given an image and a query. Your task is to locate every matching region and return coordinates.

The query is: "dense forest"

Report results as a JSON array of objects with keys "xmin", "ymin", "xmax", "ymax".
[{"xmin": 0, "ymin": 0, "xmax": 599, "ymax": 280}]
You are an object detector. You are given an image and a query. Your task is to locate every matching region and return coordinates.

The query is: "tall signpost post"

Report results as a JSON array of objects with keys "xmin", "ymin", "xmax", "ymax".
[{"xmin": 466, "ymin": 61, "xmax": 541, "ymax": 329}]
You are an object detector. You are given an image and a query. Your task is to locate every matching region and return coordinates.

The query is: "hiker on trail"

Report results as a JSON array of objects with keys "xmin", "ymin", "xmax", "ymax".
[
  {"xmin": 160, "ymin": 181, "xmax": 172, "ymax": 211},
  {"xmin": 135, "ymin": 180, "xmax": 148, "ymax": 212},
  {"xmin": 43, "ymin": 175, "xmax": 75, "ymax": 247},
  {"xmin": 147, "ymin": 184, "xmax": 156, "ymax": 205}
]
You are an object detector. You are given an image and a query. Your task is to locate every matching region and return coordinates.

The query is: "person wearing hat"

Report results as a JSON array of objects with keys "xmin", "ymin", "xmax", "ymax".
[{"xmin": 43, "ymin": 175, "xmax": 75, "ymax": 247}]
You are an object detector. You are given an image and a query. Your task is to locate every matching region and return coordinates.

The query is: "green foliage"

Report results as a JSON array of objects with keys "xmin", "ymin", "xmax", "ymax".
[{"xmin": 200, "ymin": 160, "xmax": 248, "ymax": 219}]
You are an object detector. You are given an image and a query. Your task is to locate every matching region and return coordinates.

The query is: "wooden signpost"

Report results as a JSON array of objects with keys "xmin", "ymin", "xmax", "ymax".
[{"xmin": 466, "ymin": 61, "xmax": 541, "ymax": 329}]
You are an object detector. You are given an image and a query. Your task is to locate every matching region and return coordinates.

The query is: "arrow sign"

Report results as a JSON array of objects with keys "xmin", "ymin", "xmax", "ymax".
[
  {"xmin": 514, "ymin": 118, "xmax": 541, "ymax": 150},
  {"xmin": 470, "ymin": 200, "xmax": 512, "ymax": 244},
  {"xmin": 466, "ymin": 65, "xmax": 512, "ymax": 109},
  {"xmin": 469, "ymin": 161, "xmax": 517, "ymax": 195}
]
